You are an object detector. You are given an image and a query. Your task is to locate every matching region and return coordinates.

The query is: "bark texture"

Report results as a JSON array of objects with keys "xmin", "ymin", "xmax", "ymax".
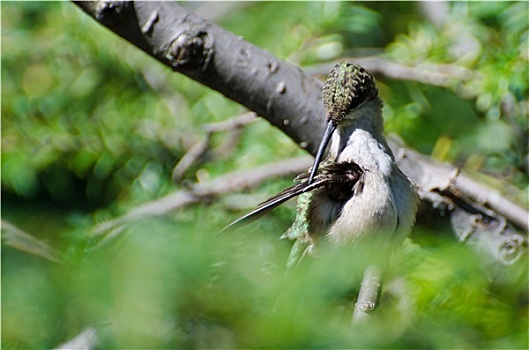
[{"xmin": 74, "ymin": 1, "xmax": 324, "ymax": 154}]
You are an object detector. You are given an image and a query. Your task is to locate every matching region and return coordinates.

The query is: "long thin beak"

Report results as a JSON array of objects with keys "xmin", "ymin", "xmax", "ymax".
[{"xmin": 308, "ymin": 120, "xmax": 336, "ymax": 184}]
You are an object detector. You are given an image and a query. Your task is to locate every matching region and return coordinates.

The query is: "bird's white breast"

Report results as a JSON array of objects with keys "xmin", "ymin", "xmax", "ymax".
[
  {"xmin": 335, "ymin": 128, "xmax": 393, "ymax": 174},
  {"xmin": 320, "ymin": 128, "xmax": 400, "ymax": 245}
]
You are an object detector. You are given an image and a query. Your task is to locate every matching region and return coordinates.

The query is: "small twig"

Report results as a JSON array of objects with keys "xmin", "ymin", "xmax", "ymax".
[
  {"xmin": 54, "ymin": 327, "xmax": 98, "ymax": 350},
  {"xmin": 1, "ymin": 220, "xmax": 62, "ymax": 263},
  {"xmin": 92, "ymin": 156, "xmax": 312, "ymax": 237},
  {"xmin": 201, "ymin": 112, "xmax": 257, "ymax": 133},
  {"xmin": 305, "ymin": 57, "xmax": 480, "ymax": 90},
  {"xmin": 214, "ymin": 127, "xmax": 244, "ymax": 158},
  {"xmin": 207, "ymin": 112, "xmax": 257, "ymax": 158},
  {"xmin": 172, "ymin": 135, "xmax": 211, "ymax": 184},
  {"xmin": 172, "ymin": 112, "xmax": 258, "ymax": 183},
  {"xmin": 352, "ymin": 266, "xmax": 383, "ymax": 323}
]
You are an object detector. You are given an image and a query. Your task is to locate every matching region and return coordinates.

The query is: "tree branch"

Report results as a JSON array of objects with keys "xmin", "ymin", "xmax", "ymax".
[
  {"xmin": 305, "ymin": 58, "xmax": 480, "ymax": 91},
  {"xmin": 391, "ymin": 141, "xmax": 528, "ymax": 264},
  {"xmin": 92, "ymin": 156, "xmax": 312, "ymax": 237},
  {"xmin": 54, "ymin": 327, "xmax": 98, "ymax": 350},
  {"xmin": 73, "ymin": 1, "xmax": 527, "ymax": 265},
  {"xmin": 73, "ymin": 1, "xmax": 325, "ymax": 155},
  {"xmin": 352, "ymin": 266, "xmax": 383, "ymax": 323},
  {"xmin": 172, "ymin": 112, "xmax": 257, "ymax": 183},
  {"xmin": 1, "ymin": 220, "xmax": 62, "ymax": 263}
]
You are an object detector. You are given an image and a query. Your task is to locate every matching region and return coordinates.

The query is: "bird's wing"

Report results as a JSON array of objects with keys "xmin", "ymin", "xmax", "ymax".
[
  {"xmin": 221, "ymin": 178, "xmax": 326, "ymax": 232},
  {"xmin": 389, "ymin": 166, "xmax": 418, "ymax": 238},
  {"xmin": 222, "ymin": 161, "xmax": 364, "ymax": 232}
]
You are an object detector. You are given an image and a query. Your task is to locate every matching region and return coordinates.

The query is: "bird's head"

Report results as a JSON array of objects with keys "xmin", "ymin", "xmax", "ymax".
[
  {"xmin": 308, "ymin": 62, "xmax": 379, "ymax": 184},
  {"xmin": 323, "ymin": 62, "xmax": 378, "ymax": 125}
]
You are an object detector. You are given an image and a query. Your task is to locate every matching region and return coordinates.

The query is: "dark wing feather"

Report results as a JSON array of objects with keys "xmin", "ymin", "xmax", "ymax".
[
  {"xmin": 221, "ymin": 177, "xmax": 328, "ymax": 232},
  {"xmin": 222, "ymin": 161, "xmax": 364, "ymax": 232}
]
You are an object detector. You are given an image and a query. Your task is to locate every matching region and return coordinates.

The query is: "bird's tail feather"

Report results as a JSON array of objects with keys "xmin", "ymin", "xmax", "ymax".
[{"xmin": 221, "ymin": 180, "xmax": 323, "ymax": 232}]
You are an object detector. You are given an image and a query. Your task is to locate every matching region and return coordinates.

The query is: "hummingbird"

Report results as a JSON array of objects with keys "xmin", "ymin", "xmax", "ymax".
[{"xmin": 225, "ymin": 62, "xmax": 418, "ymax": 267}]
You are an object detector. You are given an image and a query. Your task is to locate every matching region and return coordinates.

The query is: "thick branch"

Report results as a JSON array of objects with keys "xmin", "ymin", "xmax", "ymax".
[
  {"xmin": 73, "ymin": 1, "xmax": 325, "ymax": 154},
  {"xmin": 391, "ymin": 140, "xmax": 528, "ymax": 232},
  {"xmin": 392, "ymin": 141, "xmax": 528, "ymax": 264}
]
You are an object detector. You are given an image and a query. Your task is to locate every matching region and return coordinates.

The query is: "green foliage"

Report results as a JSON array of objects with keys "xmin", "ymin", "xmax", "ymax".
[
  {"xmin": 2, "ymin": 2, "xmax": 527, "ymax": 349},
  {"xmin": 4, "ymin": 221, "xmax": 527, "ymax": 348},
  {"xmin": 381, "ymin": 2, "xmax": 528, "ymax": 190}
]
